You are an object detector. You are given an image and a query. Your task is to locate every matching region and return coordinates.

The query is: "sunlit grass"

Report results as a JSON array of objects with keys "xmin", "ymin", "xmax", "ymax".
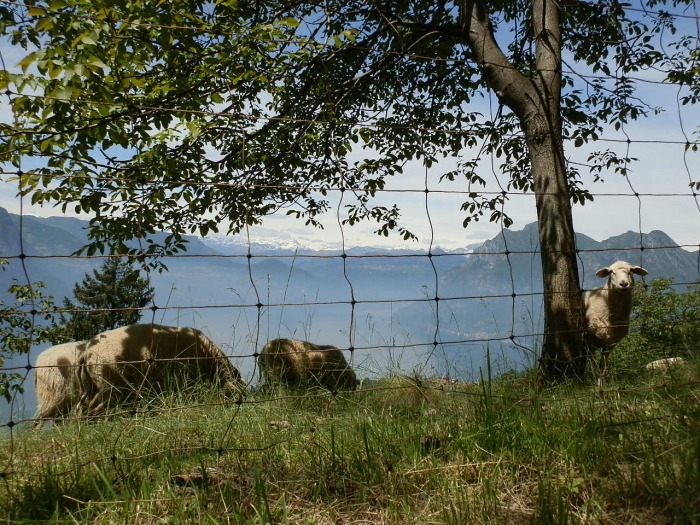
[{"xmin": 1, "ymin": 353, "xmax": 699, "ymax": 524}]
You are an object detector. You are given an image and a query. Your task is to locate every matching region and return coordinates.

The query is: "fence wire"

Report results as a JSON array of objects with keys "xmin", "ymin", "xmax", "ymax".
[{"xmin": 0, "ymin": 3, "xmax": 699, "ymax": 511}]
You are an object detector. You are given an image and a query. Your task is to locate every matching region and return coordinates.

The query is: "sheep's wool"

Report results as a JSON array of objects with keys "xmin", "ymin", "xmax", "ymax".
[{"xmin": 259, "ymin": 338, "xmax": 357, "ymax": 391}]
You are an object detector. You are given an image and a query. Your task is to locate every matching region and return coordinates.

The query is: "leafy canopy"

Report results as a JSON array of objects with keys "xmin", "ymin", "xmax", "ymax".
[{"xmin": 0, "ymin": 0, "xmax": 697, "ymax": 257}]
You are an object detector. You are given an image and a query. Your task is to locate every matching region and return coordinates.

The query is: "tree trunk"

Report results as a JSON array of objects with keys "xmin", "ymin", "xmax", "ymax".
[
  {"xmin": 462, "ymin": 0, "xmax": 587, "ymax": 382},
  {"xmin": 528, "ymin": 0, "xmax": 587, "ymax": 381},
  {"xmin": 525, "ymin": 115, "xmax": 587, "ymax": 381}
]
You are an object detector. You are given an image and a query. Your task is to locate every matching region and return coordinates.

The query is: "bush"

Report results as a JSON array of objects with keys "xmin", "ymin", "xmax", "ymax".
[
  {"xmin": 0, "ymin": 281, "xmax": 62, "ymax": 402},
  {"xmin": 613, "ymin": 278, "xmax": 700, "ymax": 375}
]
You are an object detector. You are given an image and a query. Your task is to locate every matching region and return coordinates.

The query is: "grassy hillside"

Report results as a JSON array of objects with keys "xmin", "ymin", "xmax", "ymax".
[{"xmin": 1, "ymin": 353, "xmax": 699, "ymax": 524}]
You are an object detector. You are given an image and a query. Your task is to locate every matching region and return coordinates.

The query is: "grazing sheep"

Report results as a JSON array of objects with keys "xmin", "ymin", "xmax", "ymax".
[
  {"xmin": 258, "ymin": 338, "xmax": 357, "ymax": 392},
  {"xmin": 645, "ymin": 357, "xmax": 684, "ymax": 371},
  {"xmin": 77, "ymin": 324, "xmax": 246, "ymax": 415},
  {"xmin": 582, "ymin": 260, "xmax": 648, "ymax": 385},
  {"xmin": 34, "ymin": 341, "xmax": 86, "ymax": 422}
]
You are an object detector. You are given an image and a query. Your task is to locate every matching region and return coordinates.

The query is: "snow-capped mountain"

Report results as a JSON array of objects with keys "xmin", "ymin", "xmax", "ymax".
[{"xmin": 199, "ymin": 231, "xmax": 478, "ymax": 256}]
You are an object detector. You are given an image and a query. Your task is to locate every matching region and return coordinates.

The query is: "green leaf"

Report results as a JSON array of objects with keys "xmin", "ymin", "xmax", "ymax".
[
  {"xmin": 27, "ymin": 6, "xmax": 46, "ymax": 16},
  {"xmin": 16, "ymin": 53, "xmax": 38, "ymax": 74}
]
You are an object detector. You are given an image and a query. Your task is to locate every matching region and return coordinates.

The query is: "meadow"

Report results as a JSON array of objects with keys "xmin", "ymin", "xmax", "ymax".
[{"xmin": 1, "ymin": 347, "xmax": 698, "ymax": 524}]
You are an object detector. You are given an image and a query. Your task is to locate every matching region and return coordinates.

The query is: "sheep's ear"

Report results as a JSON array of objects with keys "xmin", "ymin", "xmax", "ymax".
[
  {"xmin": 596, "ymin": 268, "xmax": 611, "ymax": 278},
  {"xmin": 632, "ymin": 266, "xmax": 648, "ymax": 276}
]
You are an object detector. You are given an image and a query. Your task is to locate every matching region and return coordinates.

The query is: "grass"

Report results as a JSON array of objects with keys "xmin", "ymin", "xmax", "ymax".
[{"xmin": 1, "ymin": 356, "xmax": 699, "ymax": 524}]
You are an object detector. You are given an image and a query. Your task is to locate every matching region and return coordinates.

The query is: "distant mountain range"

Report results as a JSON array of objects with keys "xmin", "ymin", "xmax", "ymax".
[
  {"xmin": 1, "ymin": 206, "xmax": 698, "ymax": 417},
  {"xmin": 201, "ymin": 228, "xmax": 483, "ymax": 257}
]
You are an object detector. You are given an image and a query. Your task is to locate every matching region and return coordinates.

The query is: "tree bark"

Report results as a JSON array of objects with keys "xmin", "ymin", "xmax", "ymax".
[{"xmin": 461, "ymin": 0, "xmax": 586, "ymax": 381}]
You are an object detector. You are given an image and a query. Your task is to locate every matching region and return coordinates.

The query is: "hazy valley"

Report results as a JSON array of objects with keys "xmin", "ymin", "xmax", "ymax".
[{"xmin": 1, "ymin": 207, "xmax": 698, "ymax": 416}]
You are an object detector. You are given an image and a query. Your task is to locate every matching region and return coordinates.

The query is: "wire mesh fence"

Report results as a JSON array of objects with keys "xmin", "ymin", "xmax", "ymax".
[
  {"xmin": 0, "ymin": 2, "xmax": 699, "ymax": 521},
  {"xmin": 1, "ymin": 132, "xmax": 698, "ymax": 425}
]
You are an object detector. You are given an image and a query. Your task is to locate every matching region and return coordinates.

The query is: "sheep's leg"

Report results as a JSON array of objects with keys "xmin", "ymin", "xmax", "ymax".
[
  {"xmin": 75, "ymin": 392, "xmax": 105, "ymax": 419},
  {"xmin": 33, "ymin": 402, "xmax": 52, "ymax": 427},
  {"xmin": 75, "ymin": 393, "xmax": 94, "ymax": 418},
  {"xmin": 89, "ymin": 398, "xmax": 106, "ymax": 415},
  {"xmin": 74, "ymin": 388, "xmax": 104, "ymax": 419},
  {"xmin": 33, "ymin": 403, "xmax": 64, "ymax": 427},
  {"xmin": 76, "ymin": 360, "xmax": 108, "ymax": 418},
  {"xmin": 76, "ymin": 364, "xmax": 92, "ymax": 408}
]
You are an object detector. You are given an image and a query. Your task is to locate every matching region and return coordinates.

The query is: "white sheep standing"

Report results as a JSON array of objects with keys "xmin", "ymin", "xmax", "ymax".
[
  {"xmin": 258, "ymin": 338, "xmax": 358, "ymax": 392},
  {"xmin": 34, "ymin": 340, "xmax": 86, "ymax": 423},
  {"xmin": 77, "ymin": 324, "xmax": 246, "ymax": 415},
  {"xmin": 582, "ymin": 260, "xmax": 648, "ymax": 385}
]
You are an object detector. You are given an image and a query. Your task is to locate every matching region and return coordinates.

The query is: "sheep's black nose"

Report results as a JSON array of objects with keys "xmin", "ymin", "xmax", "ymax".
[{"xmin": 619, "ymin": 282, "xmax": 629, "ymax": 288}]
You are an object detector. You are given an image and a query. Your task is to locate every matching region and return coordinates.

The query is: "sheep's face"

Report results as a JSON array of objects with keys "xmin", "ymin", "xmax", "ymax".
[{"xmin": 596, "ymin": 261, "xmax": 648, "ymax": 291}]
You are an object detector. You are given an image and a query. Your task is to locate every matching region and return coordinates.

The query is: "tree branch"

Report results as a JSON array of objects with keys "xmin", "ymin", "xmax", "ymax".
[
  {"xmin": 458, "ymin": 0, "xmax": 531, "ymax": 119},
  {"xmin": 533, "ymin": 0, "xmax": 562, "ymax": 109}
]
